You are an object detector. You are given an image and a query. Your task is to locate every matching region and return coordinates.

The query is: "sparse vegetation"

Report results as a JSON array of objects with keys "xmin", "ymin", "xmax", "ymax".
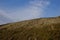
[{"xmin": 0, "ymin": 16, "xmax": 60, "ymax": 40}]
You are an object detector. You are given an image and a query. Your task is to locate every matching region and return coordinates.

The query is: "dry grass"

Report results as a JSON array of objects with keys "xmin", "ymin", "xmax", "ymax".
[{"xmin": 0, "ymin": 16, "xmax": 60, "ymax": 40}]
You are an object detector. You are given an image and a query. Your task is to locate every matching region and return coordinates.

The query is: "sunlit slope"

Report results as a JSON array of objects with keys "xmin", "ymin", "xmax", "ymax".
[{"xmin": 0, "ymin": 16, "xmax": 60, "ymax": 40}]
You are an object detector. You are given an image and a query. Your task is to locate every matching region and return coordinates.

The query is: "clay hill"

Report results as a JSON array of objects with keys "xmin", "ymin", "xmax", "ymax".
[{"xmin": 0, "ymin": 16, "xmax": 60, "ymax": 40}]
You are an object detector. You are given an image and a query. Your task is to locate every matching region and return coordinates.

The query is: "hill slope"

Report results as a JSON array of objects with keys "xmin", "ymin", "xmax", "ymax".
[{"xmin": 0, "ymin": 16, "xmax": 60, "ymax": 40}]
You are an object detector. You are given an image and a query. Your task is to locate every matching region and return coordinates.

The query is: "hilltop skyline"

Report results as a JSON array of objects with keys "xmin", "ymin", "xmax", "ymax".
[{"xmin": 0, "ymin": 0, "xmax": 60, "ymax": 24}]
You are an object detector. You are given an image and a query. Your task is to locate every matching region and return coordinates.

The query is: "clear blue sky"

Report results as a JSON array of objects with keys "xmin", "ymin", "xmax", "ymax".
[{"xmin": 0, "ymin": 0, "xmax": 60, "ymax": 22}]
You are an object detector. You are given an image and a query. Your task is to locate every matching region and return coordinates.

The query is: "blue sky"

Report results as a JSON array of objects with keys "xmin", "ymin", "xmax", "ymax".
[{"xmin": 0, "ymin": 0, "xmax": 60, "ymax": 23}]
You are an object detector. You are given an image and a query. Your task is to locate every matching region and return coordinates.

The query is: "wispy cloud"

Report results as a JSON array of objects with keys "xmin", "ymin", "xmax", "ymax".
[{"xmin": 0, "ymin": 0, "xmax": 50, "ymax": 22}]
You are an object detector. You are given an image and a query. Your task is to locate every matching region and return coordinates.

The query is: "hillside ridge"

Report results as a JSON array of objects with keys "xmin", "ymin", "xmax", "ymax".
[{"xmin": 0, "ymin": 16, "xmax": 60, "ymax": 40}]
